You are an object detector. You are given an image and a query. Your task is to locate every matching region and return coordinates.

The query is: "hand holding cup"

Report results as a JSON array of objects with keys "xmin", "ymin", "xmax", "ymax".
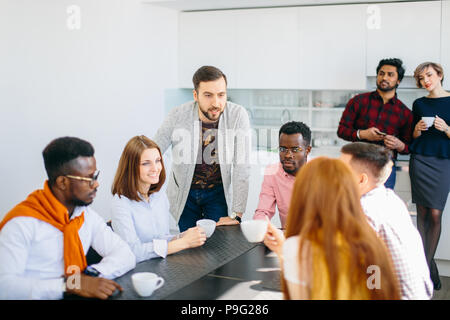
[
  {"xmin": 181, "ymin": 226, "xmax": 207, "ymax": 248},
  {"xmin": 263, "ymin": 222, "xmax": 285, "ymax": 258},
  {"xmin": 415, "ymin": 119, "xmax": 429, "ymax": 132},
  {"xmin": 421, "ymin": 116, "xmax": 435, "ymax": 130},
  {"xmin": 196, "ymin": 219, "xmax": 216, "ymax": 238}
]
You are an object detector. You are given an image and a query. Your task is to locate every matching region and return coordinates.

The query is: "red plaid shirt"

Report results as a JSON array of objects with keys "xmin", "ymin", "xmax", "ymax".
[{"xmin": 337, "ymin": 91, "xmax": 413, "ymax": 157}]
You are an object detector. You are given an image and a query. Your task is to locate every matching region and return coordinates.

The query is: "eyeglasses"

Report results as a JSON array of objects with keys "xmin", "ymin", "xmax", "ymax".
[
  {"xmin": 279, "ymin": 146, "xmax": 303, "ymax": 154},
  {"xmin": 66, "ymin": 170, "xmax": 100, "ymax": 187}
]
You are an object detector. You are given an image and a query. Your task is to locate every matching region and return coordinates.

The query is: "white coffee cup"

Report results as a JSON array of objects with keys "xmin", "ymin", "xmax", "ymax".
[
  {"xmin": 422, "ymin": 116, "xmax": 435, "ymax": 129},
  {"xmin": 196, "ymin": 219, "xmax": 216, "ymax": 238},
  {"xmin": 131, "ymin": 272, "xmax": 164, "ymax": 297},
  {"xmin": 240, "ymin": 220, "xmax": 269, "ymax": 243}
]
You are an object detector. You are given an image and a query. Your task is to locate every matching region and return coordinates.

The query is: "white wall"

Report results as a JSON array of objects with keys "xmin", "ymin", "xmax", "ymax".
[{"xmin": 0, "ymin": 0, "xmax": 178, "ymax": 220}]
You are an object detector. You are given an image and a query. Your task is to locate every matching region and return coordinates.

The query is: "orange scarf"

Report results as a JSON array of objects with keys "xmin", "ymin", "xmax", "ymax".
[{"xmin": 0, "ymin": 181, "xmax": 87, "ymax": 275}]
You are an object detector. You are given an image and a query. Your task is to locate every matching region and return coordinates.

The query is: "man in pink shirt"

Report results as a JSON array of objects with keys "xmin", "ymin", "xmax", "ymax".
[{"xmin": 253, "ymin": 121, "xmax": 311, "ymax": 228}]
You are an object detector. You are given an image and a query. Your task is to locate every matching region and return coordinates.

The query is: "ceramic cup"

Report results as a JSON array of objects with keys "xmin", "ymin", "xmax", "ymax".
[
  {"xmin": 196, "ymin": 219, "xmax": 216, "ymax": 238},
  {"xmin": 131, "ymin": 272, "xmax": 164, "ymax": 297},
  {"xmin": 240, "ymin": 220, "xmax": 269, "ymax": 243},
  {"xmin": 422, "ymin": 116, "xmax": 435, "ymax": 129}
]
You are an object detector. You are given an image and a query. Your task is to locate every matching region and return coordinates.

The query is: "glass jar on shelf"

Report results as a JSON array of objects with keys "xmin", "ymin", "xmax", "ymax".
[{"xmin": 312, "ymin": 132, "xmax": 341, "ymax": 148}]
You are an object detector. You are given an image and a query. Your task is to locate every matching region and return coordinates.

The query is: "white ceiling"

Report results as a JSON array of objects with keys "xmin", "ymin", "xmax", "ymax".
[{"xmin": 142, "ymin": 0, "xmax": 415, "ymax": 11}]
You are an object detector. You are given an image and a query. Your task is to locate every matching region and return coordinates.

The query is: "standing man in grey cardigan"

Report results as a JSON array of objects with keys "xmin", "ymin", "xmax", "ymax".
[{"xmin": 154, "ymin": 66, "xmax": 250, "ymax": 232}]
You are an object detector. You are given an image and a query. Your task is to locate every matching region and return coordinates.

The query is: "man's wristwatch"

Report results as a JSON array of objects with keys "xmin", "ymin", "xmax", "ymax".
[
  {"xmin": 231, "ymin": 212, "xmax": 242, "ymax": 223},
  {"xmin": 84, "ymin": 266, "xmax": 100, "ymax": 277}
]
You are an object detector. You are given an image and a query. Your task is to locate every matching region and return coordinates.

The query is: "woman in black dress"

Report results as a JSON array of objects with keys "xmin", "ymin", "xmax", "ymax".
[{"xmin": 410, "ymin": 62, "xmax": 450, "ymax": 290}]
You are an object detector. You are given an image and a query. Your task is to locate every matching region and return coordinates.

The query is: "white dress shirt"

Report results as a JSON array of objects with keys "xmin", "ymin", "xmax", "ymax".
[
  {"xmin": 0, "ymin": 206, "xmax": 136, "ymax": 300},
  {"xmin": 361, "ymin": 186, "xmax": 433, "ymax": 300},
  {"xmin": 111, "ymin": 191, "xmax": 175, "ymax": 263}
]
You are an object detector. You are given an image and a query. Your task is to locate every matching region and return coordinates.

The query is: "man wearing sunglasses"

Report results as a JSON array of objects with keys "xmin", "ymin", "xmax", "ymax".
[
  {"xmin": 253, "ymin": 121, "xmax": 312, "ymax": 228},
  {"xmin": 0, "ymin": 137, "xmax": 135, "ymax": 299}
]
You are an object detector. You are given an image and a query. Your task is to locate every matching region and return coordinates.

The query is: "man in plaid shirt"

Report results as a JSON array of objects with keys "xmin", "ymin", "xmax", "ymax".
[
  {"xmin": 341, "ymin": 142, "xmax": 433, "ymax": 300},
  {"xmin": 337, "ymin": 58, "xmax": 413, "ymax": 189}
]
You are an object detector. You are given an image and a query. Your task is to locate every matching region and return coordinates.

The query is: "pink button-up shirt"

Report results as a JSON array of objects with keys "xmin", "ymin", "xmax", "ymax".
[{"xmin": 253, "ymin": 162, "xmax": 296, "ymax": 228}]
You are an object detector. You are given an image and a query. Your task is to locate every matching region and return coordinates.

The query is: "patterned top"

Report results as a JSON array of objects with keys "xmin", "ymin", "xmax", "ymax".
[
  {"xmin": 337, "ymin": 91, "xmax": 413, "ymax": 158},
  {"xmin": 361, "ymin": 186, "xmax": 433, "ymax": 300},
  {"xmin": 191, "ymin": 120, "xmax": 223, "ymax": 189}
]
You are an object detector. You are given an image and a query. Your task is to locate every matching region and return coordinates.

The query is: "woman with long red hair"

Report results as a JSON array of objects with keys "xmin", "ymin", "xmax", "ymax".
[{"xmin": 264, "ymin": 157, "xmax": 400, "ymax": 299}]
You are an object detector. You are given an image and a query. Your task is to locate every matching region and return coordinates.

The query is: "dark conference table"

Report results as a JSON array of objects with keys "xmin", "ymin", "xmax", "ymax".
[{"xmin": 112, "ymin": 224, "xmax": 282, "ymax": 300}]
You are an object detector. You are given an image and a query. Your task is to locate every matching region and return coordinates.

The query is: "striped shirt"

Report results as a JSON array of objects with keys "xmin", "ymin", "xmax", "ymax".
[{"xmin": 361, "ymin": 186, "xmax": 433, "ymax": 300}]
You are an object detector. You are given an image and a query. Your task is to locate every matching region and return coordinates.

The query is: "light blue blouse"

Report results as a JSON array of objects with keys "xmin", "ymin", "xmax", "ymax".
[{"xmin": 111, "ymin": 191, "xmax": 175, "ymax": 263}]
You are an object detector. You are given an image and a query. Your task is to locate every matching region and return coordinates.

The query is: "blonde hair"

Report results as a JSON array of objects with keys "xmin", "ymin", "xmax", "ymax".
[{"xmin": 414, "ymin": 62, "xmax": 444, "ymax": 88}]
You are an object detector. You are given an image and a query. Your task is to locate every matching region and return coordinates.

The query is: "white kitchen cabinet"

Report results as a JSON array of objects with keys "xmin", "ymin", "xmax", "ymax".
[
  {"xmin": 179, "ymin": 8, "xmax": 300, "ymax": 89},
  {"xmin": 441, "ymin": 0, "xmax": 450, "ymax": 90},
  {"xmin": 366, "ymin": 1, "xmax": 441, "ymax": 76},
  {"xmin": 178, "ymin": 10, "xmax": 238, "ymax": 88},
  {"xmin": 298, "ymin": 5, "xmax": 367, "ymax": 90},
  {"xmin": 235, "ymin": 8, "xmax": 300, "ymax": 89},
  {"xmin": 179, "ymin": 2, "xmax": 444, "ymax": 89}
]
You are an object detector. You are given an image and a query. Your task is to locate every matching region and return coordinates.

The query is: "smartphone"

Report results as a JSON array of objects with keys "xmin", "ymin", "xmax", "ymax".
[{"xmin": 377, "ymin": 131, "xmax": 387, "ymax": 136}]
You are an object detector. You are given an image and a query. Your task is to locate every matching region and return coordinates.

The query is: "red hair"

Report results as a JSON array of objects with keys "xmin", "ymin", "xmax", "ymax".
[{"xmin": 283, "ymin": 157, "xmax": 400, "ymax": 300}]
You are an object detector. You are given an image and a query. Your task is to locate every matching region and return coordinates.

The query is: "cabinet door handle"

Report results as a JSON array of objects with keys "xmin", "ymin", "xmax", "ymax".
[{"xmin": 173, "ymin": 172, "xmax": 179, "ymax": 187}]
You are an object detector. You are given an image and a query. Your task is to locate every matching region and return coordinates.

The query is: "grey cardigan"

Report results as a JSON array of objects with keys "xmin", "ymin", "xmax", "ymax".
[{"xmin": 154, "ymin": 101, "xmax": 251, "ymax": 223}]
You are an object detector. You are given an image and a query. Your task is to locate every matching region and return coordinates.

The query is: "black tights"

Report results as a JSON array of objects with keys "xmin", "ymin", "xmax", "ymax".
[{"xmin": 416, "ymin": 204, "xmax": 443, "ymax": 277}]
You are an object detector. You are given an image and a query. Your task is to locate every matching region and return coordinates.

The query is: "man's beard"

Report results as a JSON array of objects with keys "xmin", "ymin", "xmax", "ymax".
[
  {"xmin": 200, "ymin": 106, "xmax": 222, "ymax": 121},
  {"xmin": 282, "ymin": 166, "xmax": 297, "ymax": 175},
  {"xmin": 281, "ymin": 161, "xmax": 298, "ymax": 175},
  {"xmin": 70, "ymin": 191, "xmax": 96, "ymax": 207},
  {"xmin": 71, "ymin": 198, "xmax": 93, "ymax": 207},
  {"xmin": 377, "ymin": 81, "xmax": 398, "ymax": 92}
]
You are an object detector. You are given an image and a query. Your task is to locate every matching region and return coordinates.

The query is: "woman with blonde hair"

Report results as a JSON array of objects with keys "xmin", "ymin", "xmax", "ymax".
[
  {"xmin": 111, "ymin": 135, "xmax": 206, "ymax": 263},
  {"xmin": 410, "ymin": 62, "xmax": 450, "ymax": 290},
  {"xmin": 264, "ymin": 157, "xmax": 400, "ymax": 300}
]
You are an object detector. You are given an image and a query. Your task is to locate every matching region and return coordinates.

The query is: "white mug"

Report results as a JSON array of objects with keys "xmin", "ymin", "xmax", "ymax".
[
  {"xmin": 240, "ymin": 220, "xmax": 269, "ymax": 243},
  {"xmin": 131, "ymin": 272, "xmax": 164, "ymax": 297},
  {"xmin": 422, "ymin": 116, "xmax": 435, "ymax": 129},
  {"xmin": 196, "ymin": 219, "xmax": 216, "ymax": 238}
]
